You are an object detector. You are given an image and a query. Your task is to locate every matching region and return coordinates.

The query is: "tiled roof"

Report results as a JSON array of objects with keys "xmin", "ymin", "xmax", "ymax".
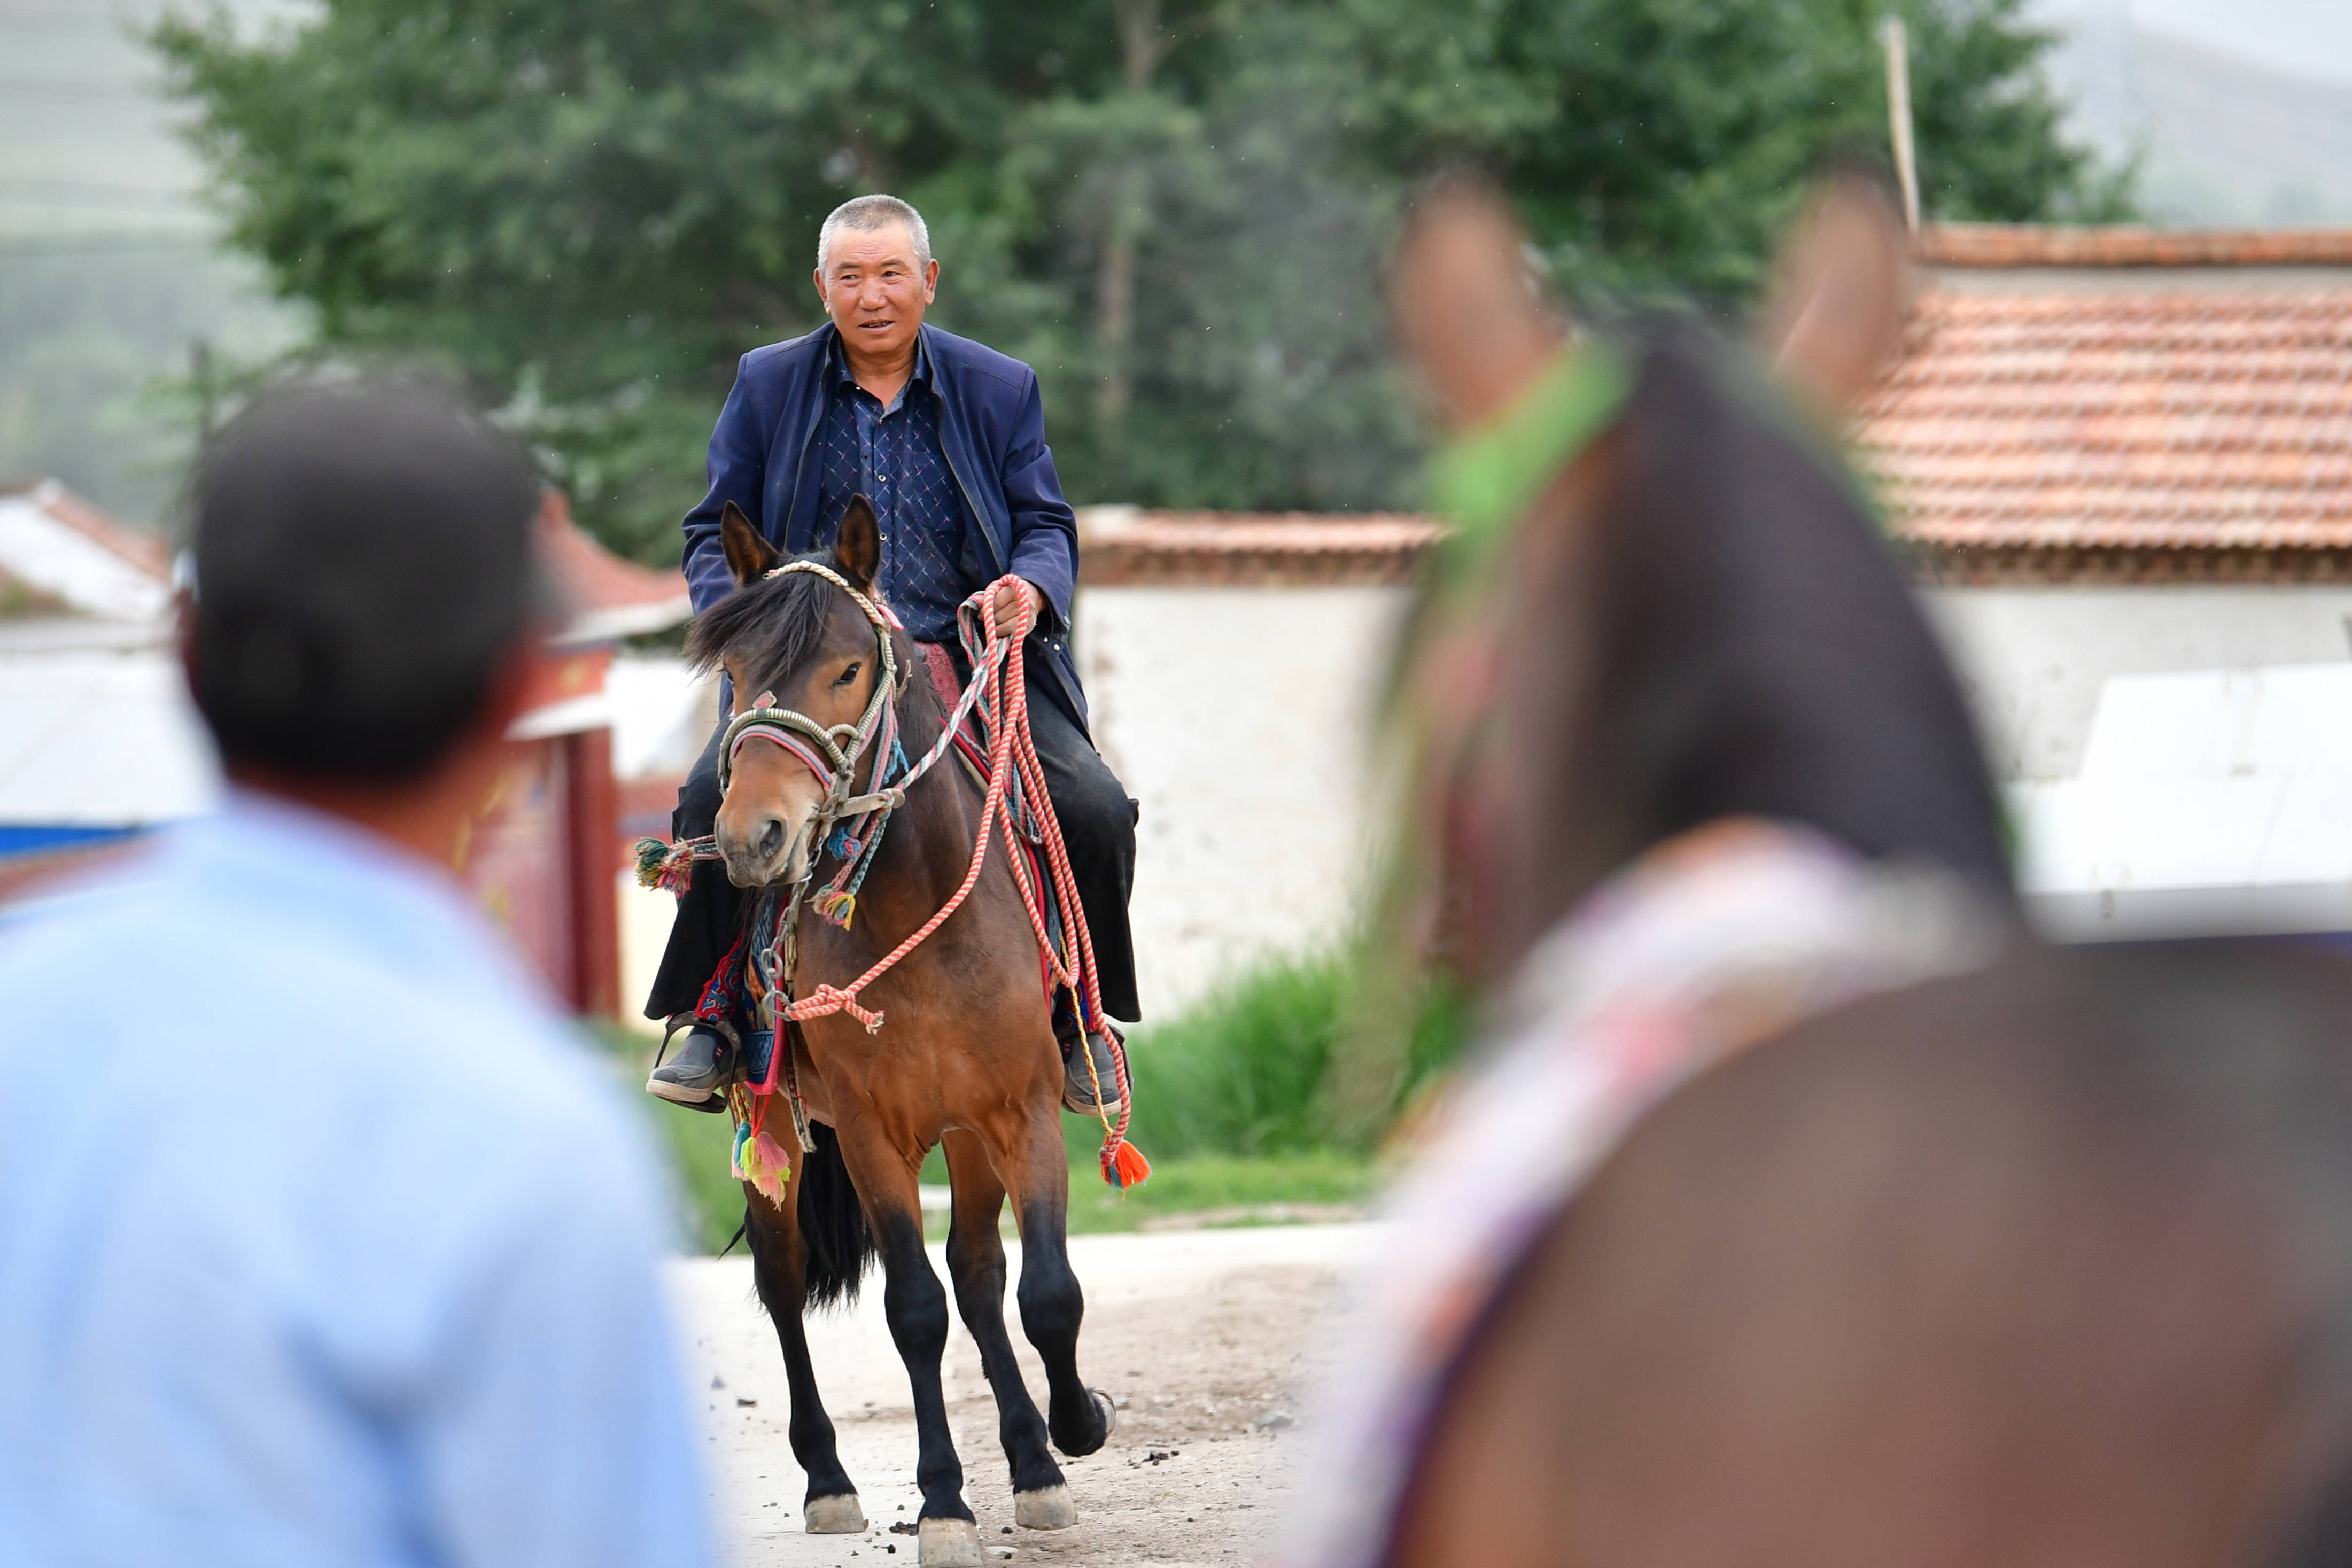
[
  {"xmin": 1856, "ymin": 284, "xmax": 2352, "ymax": 580},
  {"xmin": 1077, "ymin": 507, "xmax": 1443, "ymax": 586},
  {"xmin": 0, "ymin": 480, "xmax": 173, "ymax": 624},
  {"xmin": 1919, "ymin": 224, "xmax": 2352, "ymax": 269},
  {"xmin": 20, "ymin": 481, "xmax": 172, "ymax": 579},
  {"xmin": 537, "ymin": 491, "xmax": 692, "ymax": 642}
]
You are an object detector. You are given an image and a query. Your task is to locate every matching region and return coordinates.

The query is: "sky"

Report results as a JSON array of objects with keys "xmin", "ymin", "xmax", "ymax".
[{"xmin": 2044, "ymin": 0, "xmax": 2352, "ymax": 87}]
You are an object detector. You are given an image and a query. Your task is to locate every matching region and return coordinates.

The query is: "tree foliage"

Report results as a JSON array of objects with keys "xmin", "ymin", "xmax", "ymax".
[{"xmin": 153, "ymin": 0, "xmax": 2125, "ymax": 561}]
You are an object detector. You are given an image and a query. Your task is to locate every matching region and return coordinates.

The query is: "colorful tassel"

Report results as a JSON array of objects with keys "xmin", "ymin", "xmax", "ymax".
[
  {"xmin": 634, "ymin": 835, "xmax": 707, "ymax": 896},
  {"xmin": 810, "ymin": 887, "xmax": 857, "ymax": 929},
  {"xmin": 634, "ymin": 836, "xmax": 677, "ymax": 890},
  {"xmin": 731, "ymin": 1114, "xmax": 791, "ymax": 1205},
  {"xmin": 1104, "ymin": 1138, "xmax": 1152, "ymax": 1189}
]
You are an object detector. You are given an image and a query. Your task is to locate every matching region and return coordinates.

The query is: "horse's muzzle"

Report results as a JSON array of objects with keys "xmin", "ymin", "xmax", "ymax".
[{"xmin": 721, "ymin": 815, "xmax": 813, "ymax": 888}]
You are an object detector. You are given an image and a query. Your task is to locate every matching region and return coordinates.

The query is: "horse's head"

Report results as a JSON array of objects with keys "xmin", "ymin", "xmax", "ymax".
[
  {"xmin": 686, "ymin": 496, "xmax": 896, "ymax": 888},
  {"xmin": 1388, "ymin": 181, "xmax": 2010, "ymax": 986}
]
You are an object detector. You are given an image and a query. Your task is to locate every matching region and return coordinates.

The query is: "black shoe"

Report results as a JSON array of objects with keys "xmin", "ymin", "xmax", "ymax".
[
  {"xmin": 648, "ymin": 1026, "xmax": 733, "ymax": 1109},
  {"xmin": 1060, "ymin": 1026, "xmax": 1127, "ymax": 1118}
]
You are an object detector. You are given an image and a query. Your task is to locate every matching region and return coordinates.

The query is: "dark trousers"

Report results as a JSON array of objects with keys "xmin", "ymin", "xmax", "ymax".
[{"xmin": 645, "ymin": 656, "xmax": 1141, "ymax": 1024}]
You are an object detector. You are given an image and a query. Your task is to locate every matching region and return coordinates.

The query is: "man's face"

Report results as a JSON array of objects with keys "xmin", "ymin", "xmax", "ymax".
[{"xmin": 814, "ymin": 222, "xmax": 939, "ymax": 363}]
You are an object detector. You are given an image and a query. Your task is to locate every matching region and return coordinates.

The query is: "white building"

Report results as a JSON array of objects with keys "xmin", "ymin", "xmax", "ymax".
[
  {"xmin": 1858, "ymin": 224, "xmax": 2352, "ymax": 783},
  {"xmin": 0, "ymin": 479, "xmax": 693, "ymax": 1010},
  {"xmin": 1072, "ymin": 510, "xmax": 1432, "ymax": 1018},
  {"xmin": 2011, "ymin": 662, "xmax": 2352, "ymax": 940},
  {"xmin": 1857, "ymin": 224, "xmax": 2352, "ymax": 938}
]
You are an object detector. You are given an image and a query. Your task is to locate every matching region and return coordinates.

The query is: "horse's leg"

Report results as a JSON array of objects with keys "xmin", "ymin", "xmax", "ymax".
[
  {"xmin": 940, "ymin": 1129, "xmax": 1075, "ymax": 1528},
  {"xmin": 833, "ymin": 1118, "xmax": 981, "ymax": 1567},
  {"xmin": 742, "ymin": 1180, "xmax": 866, "ymax": 1532},
  {"xmin": 1003, "ymin": 1109, "xmax": 1115, "ymax": 1459}
]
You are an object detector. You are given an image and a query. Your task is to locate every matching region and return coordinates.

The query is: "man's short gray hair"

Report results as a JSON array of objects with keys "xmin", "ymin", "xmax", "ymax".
[{"xmin": 817, "ymin": 195, "xmax": 933, "ymax": 274}]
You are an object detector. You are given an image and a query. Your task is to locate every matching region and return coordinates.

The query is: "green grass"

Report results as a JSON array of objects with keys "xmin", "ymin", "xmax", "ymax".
[
  {"xmin": 593, "ymin": 1024, "xmax": 748, "ymax": 1253},
  {"xmin": 1059, "ymin": 1147, "xmax": 1379, "ymax": 1233},
  {"xmin": 591, "ymin": 948, "xmax": 1463, "ymax": 1254},
  {"xmin": 1121, "ymin": 948, "xmax": 1471, "ymax": 1158}
]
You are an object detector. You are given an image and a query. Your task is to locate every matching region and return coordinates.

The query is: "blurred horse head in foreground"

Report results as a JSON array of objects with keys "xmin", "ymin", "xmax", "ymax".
[{"xmin": 1386, "ymin": 171, "xmax": 2004, "ymax": 995}]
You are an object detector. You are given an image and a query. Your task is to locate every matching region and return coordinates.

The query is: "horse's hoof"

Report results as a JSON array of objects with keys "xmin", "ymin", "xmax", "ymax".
[
  {"xmin": 1014, "ymin": 1485, "xmax": 1078, "ymax": 1530},
  {"xmin": 804, "ymin": 1493, "xmax": 866, "ymax": 1534},
  {"xmin": 1050, "ymin": 1387, "xmax": 1116, "ymax": 1457},
  {"xmin": 918, "ymin": 1516, "xmax": 983, "ymax": 1567}
]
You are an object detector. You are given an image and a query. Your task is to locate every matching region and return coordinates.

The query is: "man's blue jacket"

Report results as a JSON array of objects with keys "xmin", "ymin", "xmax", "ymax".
[{"xmin": 680, "ymin": 321, "xmax": 1089, "ymax": 731}]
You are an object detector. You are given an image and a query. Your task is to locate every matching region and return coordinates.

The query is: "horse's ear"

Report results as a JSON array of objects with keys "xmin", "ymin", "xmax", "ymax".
[
  {"xmin": 834, "ymin": 494, "xmax": 881, "ymax": 592},
  {"xmin": 1760, "ymin": 169, "xmax": 1913, "ymax": 414},
  {"xmin": 1392, "ymin": 177, "xmax": 1566, "ymax": 434},
  {"xmin": 720, "ymin": 500, "xmax": 781, "ymax": 587}
]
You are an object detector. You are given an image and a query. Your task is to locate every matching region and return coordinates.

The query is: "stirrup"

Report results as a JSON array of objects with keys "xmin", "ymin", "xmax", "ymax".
[{"xmin": 647, "ymin": 1015, "xmax": 739, "ymax": 1112}]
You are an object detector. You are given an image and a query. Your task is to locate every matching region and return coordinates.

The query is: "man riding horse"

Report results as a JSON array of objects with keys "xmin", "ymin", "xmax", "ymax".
[{"xmin": 645, "ymin": 193, "xmax": 1138, "ymax": 1116}]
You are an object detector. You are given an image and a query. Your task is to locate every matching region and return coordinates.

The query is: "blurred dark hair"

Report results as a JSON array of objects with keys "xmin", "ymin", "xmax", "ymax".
[{"xmin": 185, "ymin": 374, "xmax": 550, "ymax": 781}]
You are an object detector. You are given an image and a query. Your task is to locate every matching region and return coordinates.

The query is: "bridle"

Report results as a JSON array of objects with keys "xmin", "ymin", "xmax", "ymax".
[{"xmin": 716, "ymin": 560, "xmax": 909, "ymax": 835}]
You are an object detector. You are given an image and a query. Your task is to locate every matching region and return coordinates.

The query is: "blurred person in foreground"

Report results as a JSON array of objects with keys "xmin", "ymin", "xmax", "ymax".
[{"xmin": 0, "ymin": 378, "xmax": 710, "ymax": 1567}]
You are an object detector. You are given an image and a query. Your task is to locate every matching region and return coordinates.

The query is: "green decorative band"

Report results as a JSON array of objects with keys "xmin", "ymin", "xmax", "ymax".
[{"xmin": 1427, "ymin": 339, "xmax": 1631, "ymax": 570}]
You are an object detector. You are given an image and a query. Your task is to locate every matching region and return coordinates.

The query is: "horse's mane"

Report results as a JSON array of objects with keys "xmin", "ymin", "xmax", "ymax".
[
  {"xmin": 1494, "ymin": 316, "xmax": 2012, "ymax": 960},
  {"xmin": 684, "ymin": 549, "xmax": 949, "ymax": 752},
  {"xmin": 685, "ymin": 549, "xmax": 863, "ymax": 696}
]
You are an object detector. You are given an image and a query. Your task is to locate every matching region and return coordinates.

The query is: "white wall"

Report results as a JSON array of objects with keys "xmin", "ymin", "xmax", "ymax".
[
  {"xmin": 1923, "ymin": 584, "xmax": 2352, "ymax": 780},
  {"xmin": 618, "ymin": 580, "xmax": 2352, "ymax": 1024},
  {"xmin": 1074, "ymin": 583, "xmax": 1410, "ymax": 1021},
  {"xmin": 2009, "ymin": 662, "xmax": 2352, "ymax": 940}
]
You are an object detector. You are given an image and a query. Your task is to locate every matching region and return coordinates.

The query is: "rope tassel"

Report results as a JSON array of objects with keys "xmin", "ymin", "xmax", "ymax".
[
  {"xmin": 635, "ymin": 835, "xmax": 717, "ymax": 896},
  {"xmin": 1107, "ymin": 1140, "xmax": 1153, "ymax": 1189}
]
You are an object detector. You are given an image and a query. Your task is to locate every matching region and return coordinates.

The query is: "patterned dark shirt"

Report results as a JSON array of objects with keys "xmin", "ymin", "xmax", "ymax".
[{"xmin": 810, "ymin": 337, "xmax": 988, "ymax": 644}]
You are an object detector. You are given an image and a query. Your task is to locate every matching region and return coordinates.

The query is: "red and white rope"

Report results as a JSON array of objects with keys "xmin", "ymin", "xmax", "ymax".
[{"xmin": 767, "ymin": 580, "xmax": 1142, "ymax": 1184}]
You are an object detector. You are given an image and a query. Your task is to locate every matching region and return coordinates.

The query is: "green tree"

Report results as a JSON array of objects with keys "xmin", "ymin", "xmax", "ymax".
[
  {"xmin": 153, "ymin": 0, "xmax": 2122, "ymax": 560},
  {"xmin": 1319, "ymin": 0, "xmax": 2130, "ymax": 305}
]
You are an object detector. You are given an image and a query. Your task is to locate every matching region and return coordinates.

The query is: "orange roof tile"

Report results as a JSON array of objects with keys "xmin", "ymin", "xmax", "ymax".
[
  {"xmin": 1919, "ymin": 224, "xmax": 2352, "ymax": 269},
  {"xmin": 12, "ymin": 480, "xmax": 172, "ymax": 580},
  {"xmin": 1077, "ymin": 508, "xmax": 1443, "ymax": 586},
  {"xmin": 1856, "ymin": 286, "xmax": 2352, "ymax": 575},
  {"xmin": 535, "ymin": 492, "xmax": 691, "ymax": 642}
]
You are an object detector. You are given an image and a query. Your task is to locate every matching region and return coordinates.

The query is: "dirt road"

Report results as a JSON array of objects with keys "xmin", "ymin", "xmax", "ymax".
[{"xmin": 666, "ymin": 1223, "xmax": 1379, "ymax": 1567}]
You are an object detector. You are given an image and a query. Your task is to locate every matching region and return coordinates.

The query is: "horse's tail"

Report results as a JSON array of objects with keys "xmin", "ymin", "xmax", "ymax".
[{"xmin": 795, "ymin": 1119, "xmax": 875, "ymax": 1308}]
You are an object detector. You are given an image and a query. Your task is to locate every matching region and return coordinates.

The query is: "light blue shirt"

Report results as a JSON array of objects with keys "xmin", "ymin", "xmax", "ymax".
[{"xmin": 0, "ymin": 793, "xmax": 712, "ymax": 1568}]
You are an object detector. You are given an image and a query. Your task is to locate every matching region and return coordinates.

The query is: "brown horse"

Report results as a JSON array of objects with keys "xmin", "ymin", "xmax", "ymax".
[
  {"xmin": 1397, "ymin": 939, "xmax": 2352, "ymax": 1568},
  {"xmin": 686, "ymin": 495, "xmax": 1113, "ymax": 1568}
]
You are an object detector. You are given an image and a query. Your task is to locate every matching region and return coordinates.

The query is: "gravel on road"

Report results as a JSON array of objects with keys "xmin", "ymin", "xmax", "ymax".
[{"xmin": 667, "ymin": 1223, "xmax": 1380, "ymax": 1568}]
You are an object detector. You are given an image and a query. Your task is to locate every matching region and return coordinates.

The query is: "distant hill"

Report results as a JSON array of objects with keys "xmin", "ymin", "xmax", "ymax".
[{"xmin": 2042, "ymin": 10, "xmax": 2352, "ymax": 224}]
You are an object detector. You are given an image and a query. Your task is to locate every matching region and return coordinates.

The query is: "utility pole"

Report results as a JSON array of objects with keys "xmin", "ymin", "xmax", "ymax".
[
  {"xmin": 1881, "ymin": 16, "xmax": 1921, "ymax": 233},
  {"xmin": 190, "ymin": 337, "xmax": 218, "ymax": 445}
]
